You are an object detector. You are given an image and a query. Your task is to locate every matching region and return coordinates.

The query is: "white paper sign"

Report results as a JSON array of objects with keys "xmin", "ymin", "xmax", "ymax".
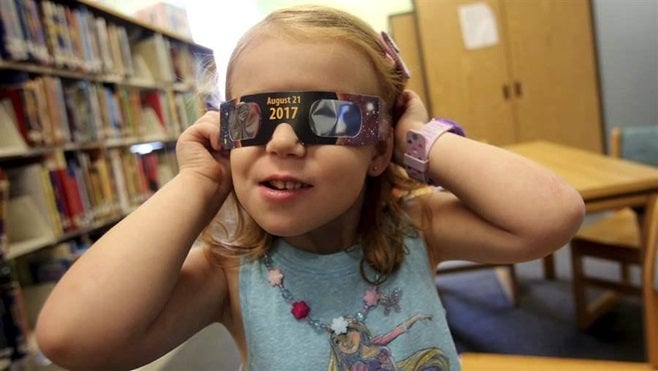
[{"xmin": 458, "ymin": 2, "xmax": 500, "ymax": 50}]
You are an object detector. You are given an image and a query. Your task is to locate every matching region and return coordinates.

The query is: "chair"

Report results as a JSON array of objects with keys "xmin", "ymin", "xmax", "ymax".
[
  {"xmin": 570, "ymin": 125, "xmax": 658, "ymax": 329},
  {"xmin": 643, "ymin": 195, "xmax": 658, "ymax": 369}
]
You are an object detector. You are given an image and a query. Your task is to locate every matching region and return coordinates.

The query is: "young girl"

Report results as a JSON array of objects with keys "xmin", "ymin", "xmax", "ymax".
[{"xmin": 35, "ymin": 5, "xmax": 584, "ymax": 370}]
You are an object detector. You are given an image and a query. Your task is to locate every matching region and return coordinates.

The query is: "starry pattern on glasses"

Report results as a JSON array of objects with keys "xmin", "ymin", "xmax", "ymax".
[{"xmin": 219, "ymin": 91, "xmax": 390, "ymax": 149}]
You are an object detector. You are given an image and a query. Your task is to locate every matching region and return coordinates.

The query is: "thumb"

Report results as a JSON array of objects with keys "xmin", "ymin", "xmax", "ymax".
[{"xmin": 396, "ymin": 90, "xmax": 429, "ymax": 125}]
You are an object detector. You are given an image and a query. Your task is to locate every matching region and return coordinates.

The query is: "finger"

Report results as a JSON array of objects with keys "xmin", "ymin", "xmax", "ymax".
[
  {"xmin": 201, "ymin": 111, "xmax": 222, "ymax": 151},
  {"xmin": 185, "ymin": 112, "xmax": 221, "ymax": 150}
]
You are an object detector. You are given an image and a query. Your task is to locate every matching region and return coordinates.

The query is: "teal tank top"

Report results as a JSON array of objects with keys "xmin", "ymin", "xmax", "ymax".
[{"xmin": 239, "ymin": 236, "xmax": 461, "ymax": 370}]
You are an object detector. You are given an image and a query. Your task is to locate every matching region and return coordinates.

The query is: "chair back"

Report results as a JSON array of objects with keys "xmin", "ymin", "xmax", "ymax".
[
  {"xmin": 612, "ymin": 125, "xmax": 658, "ymax": 368},
  {"xmin": 644, "ymin": 195, "xmax": 658, "ymax": 369},
  {"xmin": 611, "ymin": 125, "xmax": 658, "ymax": 167}
]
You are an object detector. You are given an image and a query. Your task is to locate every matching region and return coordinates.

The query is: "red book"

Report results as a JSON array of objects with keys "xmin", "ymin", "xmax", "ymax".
[
  {"xmin": 140, "ymin": 90, "xmax": 165, "ymax": 128},
  {"xmin": 49, "ymin": 153, "xmax": 84, "ymax": 229},
  {"xmin": 46, "ymin": 167, "xmax": 72, "ymax": 232}
]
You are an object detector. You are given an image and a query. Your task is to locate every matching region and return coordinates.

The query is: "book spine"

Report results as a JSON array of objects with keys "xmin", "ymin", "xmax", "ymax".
[
  {"xmin": 44, "ymin": 154, "xmax": 72, "ymax": 232},
  {"xmin": 22, "ymin": 0, "xmax": 51, "ymax": 64},
  {"xmin": 1, "ymin": 0, "xmax": 29, "ymax": 60},
  {"xmin": 41, "ymin": 1, "xmax": 64, "ymax": 68}
]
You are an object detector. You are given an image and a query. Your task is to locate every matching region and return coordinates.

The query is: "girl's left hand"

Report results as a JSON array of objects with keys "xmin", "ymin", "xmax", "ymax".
[{"xmin": 392, "ymin": 90, "xmax": 430, "ymax": 166}]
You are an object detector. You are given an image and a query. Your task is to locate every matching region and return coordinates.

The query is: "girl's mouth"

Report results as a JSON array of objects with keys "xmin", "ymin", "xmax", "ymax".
[{"xmin": 264, "ymin": 180, "xmax": 312, "ymax": 190}]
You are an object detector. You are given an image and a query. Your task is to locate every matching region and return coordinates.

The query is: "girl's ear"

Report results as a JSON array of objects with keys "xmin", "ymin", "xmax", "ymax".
[{"xmin": 368, "ymin": 130, "xmax": 394, "ymax": 176}]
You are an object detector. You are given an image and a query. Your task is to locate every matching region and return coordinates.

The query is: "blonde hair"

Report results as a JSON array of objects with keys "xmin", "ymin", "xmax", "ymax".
[{"xmin": 203, "ymin": 5, "xmax": 426, "ymax": 284}]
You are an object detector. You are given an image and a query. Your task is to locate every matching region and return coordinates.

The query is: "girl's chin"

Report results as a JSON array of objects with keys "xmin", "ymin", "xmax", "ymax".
[{"xmin": 258, "ymin": 222, "xmax": 309, "ymax": 238}]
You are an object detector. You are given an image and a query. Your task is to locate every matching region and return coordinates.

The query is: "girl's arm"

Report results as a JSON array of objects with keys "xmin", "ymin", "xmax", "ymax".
[
  {"xmin": 395, "ymin": 91, "xmax": 585, "ymax": 265},
  {"xmin": 35, "ymin": 112, "xmax": 233, "ymax": 369}
]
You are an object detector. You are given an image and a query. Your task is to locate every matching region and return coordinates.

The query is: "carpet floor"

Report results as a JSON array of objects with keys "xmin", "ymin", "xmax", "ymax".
[{"xmin": 438, "ymin": 247, "xmax": 644, "ymax": 362}]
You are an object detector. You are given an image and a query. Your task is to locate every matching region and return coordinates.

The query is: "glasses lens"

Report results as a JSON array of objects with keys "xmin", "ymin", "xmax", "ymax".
[
  {"xmin": 229, "ymin": 102, "xmax": 261, "ymax": 140},
  {"xmin": 309, "ymin": 99, "xmax": 362, "ymax": 138}
]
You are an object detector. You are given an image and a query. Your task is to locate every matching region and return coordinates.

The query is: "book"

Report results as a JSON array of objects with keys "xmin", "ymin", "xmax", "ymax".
[
  {"xmin": 43, "ymin": 154, "xmax": 71, "ymax": 232},
  {"xmin": 107, "ymin": 24, "xmax": 124, "ymax": 77},
  {"xmin": 174, "ymin": 91, "xmax": 203, "ymax": 130},
  {"xmin": 64, "ymin": 7, "xmax": 83, "ymax": 70},
  {"xmin": 108, "ymin": 149, "xmax": 130, "ymax": 213},
  {"xmin": 40, "ymin": 1, "xmax": 65, "ymax": 68},
  {"xmin": 117, "ymin": 86, "xmax": 141, "ymax": 139},
  {"xmin": 41, "ymin": 76, "xmax": 71, "ymax": 144},
  {"xmin": 57, "ymin": 153, "xmax": 88, "ymax": 229},
  {"xmin": 0, "ymin": 0, "xmax": 29, "ymax": 61},
  {"xmin": 62, "ymin": 80, "xmax": 101, "ymax": 142},
  {"xmin": 26, "ymin": 78, "xmax": 54, "ymax": 146},
  {"xmin": 75, "ymin": 7, "xmax": 101, "ymax": 73},
  {"xmin": 116, "ymin": 26, "xmax": 134, "ymax": 77},
  {"xmin": 94, "ymin": 17, "xmax": 113, "ymax": 73},
  {"xmin": 132, "ymin": 33, "xmax": 174, "ymax": 83},
  {"xmin": 103, "ymin": 85, "xmax": 124, "ymax": 139},
  {"xmin": 140, "ymin": 90, "xmax": 169, "ymax": 137},
  {"xmin": 91, "ymin": 153, "xmax": 119, "ymax": 218},
  {"xmin": 20, "ymin": 0, "xmax": 51, "ymax": 65}
]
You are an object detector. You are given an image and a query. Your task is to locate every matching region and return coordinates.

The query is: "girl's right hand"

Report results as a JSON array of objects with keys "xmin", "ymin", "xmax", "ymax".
[{"xmin": 176, "ymin": 111, "xmax": 232, "ymax": 192}]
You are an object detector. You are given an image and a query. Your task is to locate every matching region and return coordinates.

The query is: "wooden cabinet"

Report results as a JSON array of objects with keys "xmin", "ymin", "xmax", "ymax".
[
  {"xmin": 405, "ymin": 0, "xmax": 603, "ymax": 151},
  {"xmin": 388, "ymin": 12, "xmax": 430, "ymax": 108}
]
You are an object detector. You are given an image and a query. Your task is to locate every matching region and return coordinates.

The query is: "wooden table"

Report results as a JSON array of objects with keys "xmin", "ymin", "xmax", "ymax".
[
  {"xmin": 504, "ymin": 140, "xmax": 658, "ymax": 279},
  {"xmin": 459, "ymin": 352, "xmax": 652, "ymax": 370}
]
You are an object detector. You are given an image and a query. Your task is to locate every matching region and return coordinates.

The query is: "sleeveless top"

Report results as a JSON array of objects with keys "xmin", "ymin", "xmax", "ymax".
[{"xmin": 239, "ymin": 236, "xmax": 461, "ymax": 370}]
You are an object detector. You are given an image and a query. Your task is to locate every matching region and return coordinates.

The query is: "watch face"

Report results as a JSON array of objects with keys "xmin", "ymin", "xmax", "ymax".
[{"xmin": 403, "ymin": 119, "xmax": 465, "ymax": 184}]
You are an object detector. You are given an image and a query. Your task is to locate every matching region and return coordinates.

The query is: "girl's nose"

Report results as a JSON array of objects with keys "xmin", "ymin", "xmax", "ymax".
[{"xmin": 265, "ymin": 123, "xmax": 306, "ymax": 157}]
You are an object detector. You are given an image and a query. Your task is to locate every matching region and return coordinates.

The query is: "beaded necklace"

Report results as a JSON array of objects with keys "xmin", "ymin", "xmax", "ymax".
[{"xmin": 262, "ymin": 252, "xmax": 402, "ymax": 335}]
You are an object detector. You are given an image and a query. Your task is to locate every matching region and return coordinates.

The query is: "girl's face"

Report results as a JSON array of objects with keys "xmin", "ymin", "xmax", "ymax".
[{"xmin": 228, "ymin": 35, "xmax": 389, "ymax": 252}]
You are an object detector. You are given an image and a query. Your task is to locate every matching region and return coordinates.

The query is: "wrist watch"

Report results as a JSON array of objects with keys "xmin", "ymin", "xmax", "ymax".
[{"xmin": 404, "ymin": 118, "xmax": 465, "ymax": 184}]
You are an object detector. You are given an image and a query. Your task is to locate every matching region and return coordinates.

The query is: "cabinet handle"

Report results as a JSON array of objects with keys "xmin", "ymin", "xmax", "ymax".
[
  {"xmin": 502, "ymin": 84, "xmax": 510, "ymax": 100},
  {"xmin": 514, "ymin": 81, "xmax": 523, "ymax": 97}
]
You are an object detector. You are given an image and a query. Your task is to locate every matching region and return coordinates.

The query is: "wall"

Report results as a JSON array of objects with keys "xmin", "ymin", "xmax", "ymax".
[
  {"xmin": 592, "ymin": 0, "xmax": 658, "ymax": 142},
  {"xmin": 255, "ymin": 0, "xmax": 412, "ymax": 32}
]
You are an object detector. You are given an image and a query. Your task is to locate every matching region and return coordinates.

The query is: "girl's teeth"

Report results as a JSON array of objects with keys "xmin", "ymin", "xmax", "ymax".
[{"xmin": 271, "ymin": 180, "xmax": 304, "ymax": 190}]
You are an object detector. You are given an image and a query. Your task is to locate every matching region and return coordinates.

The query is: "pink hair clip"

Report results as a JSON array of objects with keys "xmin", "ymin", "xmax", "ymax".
[{"xmin": 379, "ymin": 31, "xmax": 411, "ymax": 79}]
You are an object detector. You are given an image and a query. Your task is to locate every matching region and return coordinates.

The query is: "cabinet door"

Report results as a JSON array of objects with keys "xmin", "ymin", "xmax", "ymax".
[
  {"xmin": 503, "ymin": 0, "xmax": 603, "ymax": 152},
  {"xmin": 414, "ymin": 0, "xmax": 516, "ymax": 145},
  {"xmin": 389, "ymin": 12, "xmax": 431, "ymax": 111}
]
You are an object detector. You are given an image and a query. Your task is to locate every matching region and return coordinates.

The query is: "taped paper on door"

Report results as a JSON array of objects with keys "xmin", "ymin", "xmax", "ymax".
[{"xmin": 458, "ymin": 2, "xmax": 499, "ymax": 50}]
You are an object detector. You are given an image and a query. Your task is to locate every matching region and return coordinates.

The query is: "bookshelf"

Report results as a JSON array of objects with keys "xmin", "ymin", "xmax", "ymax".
[{"xmin": 0, "ymin": 0, "xmax": 214, "ymax": 367}]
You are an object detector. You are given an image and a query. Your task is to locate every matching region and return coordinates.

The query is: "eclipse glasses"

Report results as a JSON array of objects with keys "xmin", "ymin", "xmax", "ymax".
[{"xmin": 219, "ymin": 91, "xmax": 390, "ymax": 149}]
